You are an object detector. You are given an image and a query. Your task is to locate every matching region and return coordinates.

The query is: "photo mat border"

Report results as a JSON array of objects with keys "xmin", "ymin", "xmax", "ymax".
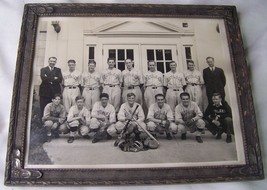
[{"xmin": 4, "ymin": 3, "xmax": 264, "ymax": 186}]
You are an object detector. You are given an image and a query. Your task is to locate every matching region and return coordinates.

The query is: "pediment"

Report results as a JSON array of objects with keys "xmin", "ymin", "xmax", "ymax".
[{"xmin": 84, "ymin": 21, "xmax": 194, "ymax": 36}]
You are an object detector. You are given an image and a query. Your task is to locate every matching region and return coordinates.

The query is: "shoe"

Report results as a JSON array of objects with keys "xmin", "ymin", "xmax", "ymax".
[
  {"xmin": 53, "ymin": 132, "xmax": 60, "ymax": 138},
  {"xmin": 216, "ymin": 131, "xmax": 222, "ymax": 139},
  {"xmin": 226, "ymin": 135, "xmax": 232, "ymax": 143},
  {"xmin": 166, "ymin": 133, "xmax": 172, "ymax": 140},
  {"xmin": 67, "ymin": 137, "xmax": 74, "ymax": 143},
  {"xmin": 46, "ymin": 136, "xmax": 52, "ymax": 143},
  {"xmin": 106, "ymin": 133, "xmax": 112, "ymax": 140},
  {"xmin": 92, "ymin": 138, "xmax": 100, "ymax": 143},
  {"xmin": 181, "ymin": 133, "xmax": 187, "ymax": 140},
  {"xmin": 196, "ymin": 136, "xmax": 203, "ymax": 143},
  {"xmin": 211, "ymin": 130, "xmax": 217, "ymax": 136}
]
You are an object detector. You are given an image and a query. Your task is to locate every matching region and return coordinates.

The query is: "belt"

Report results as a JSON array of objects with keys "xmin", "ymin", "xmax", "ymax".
[
  {"xmin": 172, "ymin": 88, "xmax": 182, "ymax": 91},
  {"xmin": 105, "ymin": 84, "xmax": 117, "ymax": 87},
  {"xmin": 68, "ymin": 86, "xmax": 77, "ymax": 89},
  {"xmin": 86, "ymin": 87, "xmax": 97, "ymax": 90},
  {"xmin": 190, "ymin": 84, "xmax": 199, "ymax": 86},
  {"xmin": 126, "ymin": 86, "xmax": 138, "ymax": 89}
]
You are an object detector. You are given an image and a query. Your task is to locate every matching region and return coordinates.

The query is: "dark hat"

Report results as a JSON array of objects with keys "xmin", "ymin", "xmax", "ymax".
[{"xmin": 100, "ymin": 93, "xmax": 109, "ymax": 99}]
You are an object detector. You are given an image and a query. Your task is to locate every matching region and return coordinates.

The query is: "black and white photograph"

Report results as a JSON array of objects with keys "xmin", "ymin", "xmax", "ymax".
[
  {"xmin": 3, "ymin": 3, "xmax": 265, "ymax": 187},
  {"xmin": 25, "ymin": 16, "xmax": 245, "ymax": 168}
]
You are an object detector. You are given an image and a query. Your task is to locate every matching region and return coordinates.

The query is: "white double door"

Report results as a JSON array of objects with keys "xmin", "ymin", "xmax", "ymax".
[{"xmin": 103, "ymin": 44, "xmax": 178, "ymax": 74}]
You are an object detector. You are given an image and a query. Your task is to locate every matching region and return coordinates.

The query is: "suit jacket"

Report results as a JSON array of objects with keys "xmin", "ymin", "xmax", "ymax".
[
  {"xmin": 203, "ymin": 67, "xmax": 226, "ymax": 97},
  {"xmin": 39, "ymin": 66, "xmax": 62, "ymax": 98}
]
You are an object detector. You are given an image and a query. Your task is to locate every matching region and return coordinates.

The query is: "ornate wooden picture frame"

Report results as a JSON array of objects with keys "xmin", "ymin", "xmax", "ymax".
[{"xmin": 5, "ymin": 3, "xmax": 264, "ymax": 186}]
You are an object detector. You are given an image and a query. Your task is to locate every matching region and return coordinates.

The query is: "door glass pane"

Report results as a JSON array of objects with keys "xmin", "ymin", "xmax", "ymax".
[
  {"xmin": 166, "ymin": 61, "xmax": 171, "ymax": 73},
  {"xmin": 109, "ymin": 49, "xmax": 116, "ymax": 59},
  {"xmin": 164, "ymin": 49, "xmax": 172, "ymax": 60},
  {"xmin": 185, "ymin": 47, "xmax": 192, "ymax": 59},
  {"xmin": 118, "ymin": 62, "xmax": 125, "ymax": 71},
  {"xmin": 156, "ymin": 49, "xmax": 163, "ymax": 60},
  {"xmin": 147, "ymin": 49, "xmax": 154, "ymax": 60},
  {"xmin": 126, "ymin": 49, "xmax": 134, "ymax": 60},
  {"xmin": 118, "ymin": 49, "xmax": 125, "ymax": 61},
  {"xmin": 89, "ymin": 47, "xmax": 95, "ymax": 59},
  {"xmin": 157, "ymin": 62, "xmax": 164, "ymax": 73}
]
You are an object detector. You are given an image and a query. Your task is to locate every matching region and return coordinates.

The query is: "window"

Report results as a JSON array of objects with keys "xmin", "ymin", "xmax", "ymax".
[
  {"xmin": 184, "ymin": 46, "xmax": 192, "ymax": 65},
  {"xmin": 108, "ymin": 49, "xmax": 134, "ymax": 71},
  {"xmin": 88, "ymin": 46, "xmax": 95, "ymax": 62},
  {"xmin": 146, "ymin": 49, "xmax": 173, "ymax": 73}
]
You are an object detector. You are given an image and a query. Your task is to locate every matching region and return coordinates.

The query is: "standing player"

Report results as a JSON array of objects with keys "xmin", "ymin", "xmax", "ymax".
[
  {"xmin": 42, "ymin": 94, "xmax": 66, "ymax": 142},
  {"xmin": 147, "ymin": 94, "xmax": 177, "ymax": 140},
  {"xmin": 203, "ymin": 56, "xmax": 226, "ymax": 104},
  {"xmin": 110, "ymin": 93, "xmax": 146, "ymax": 141},
  {"xmin": 184, "ymin": 60, "xmax": 204, "ymax": 110},
  {"xmin": 175, "ymin": 92, "xmax": 205, "ymax": 143},
  {"xmin": 82, "ymin": 60, "xmax": 101, "ymax": 111},
  {"xmin": 62, "ymin": 59, "xmax": 82, "ymax": 113},
  {"xmin": 164, "ymin": 61, "xmax": 186, "ymax": 112},
  {"xmin": 39, "ymin": 57, "xmax": 62, "ymax": 116},
  {"xmin": 122, "ymin": 58, "xmax": 144, "ymax": 105},
  {"xmin": 144, "ymin": 60, "xmax": 164, "ymax": 109},
  {"xmin": 100, "ymin": 57, "xmax": 122, "ymax": 113},
  {"xmin": 67, "ymin": 96, "xmax": 91, "ymax": 143},
  {"xmin": 90, "ymin": 93, "xmax": 116, "ymax": 143}
]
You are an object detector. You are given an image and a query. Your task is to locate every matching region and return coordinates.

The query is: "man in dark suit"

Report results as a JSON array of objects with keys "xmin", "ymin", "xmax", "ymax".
[
  {"xmin": 203, "ymin": 56, "xmax": 226, "ymax": 104},
  {"xmin": 39, "ymin": 57, "xmax": 63, "ymax": 116}
]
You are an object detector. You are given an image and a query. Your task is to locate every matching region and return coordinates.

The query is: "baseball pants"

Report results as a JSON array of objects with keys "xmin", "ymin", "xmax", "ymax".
[
  {"xmin": 166, "ymin": 88, "xmax": 183, "ymax": 112},
  {"xmin": 177, "ymin": 119, "xmax": 205, "ymax": 136},
  {"xmin": 146, "ymin": 121, "xmax": 177, "ymax": 134},
  {"xmin": 185, "ymin": 85, "xmax": 203, "ymax": 111},
  {"xmin": 63, "ymin": 87, "xmax": 81, "ymax": 112},
  {"xmin": 108, "ymin": 121, "xmax": 146, "ymax": 136},
  {"xmin": 68, "ymin": 120, "xmax": 90, "ymax": 137},
  {"xmin": 103, "ymin": 85, "xmax": 121, "ymax": 112},
  {"xmin": 144, "ymin": 87, "xmax": 163, "ymax": 110},
  {"xmin": 82, "ymin": 87, "xmax": 100, "ymax": 111}
]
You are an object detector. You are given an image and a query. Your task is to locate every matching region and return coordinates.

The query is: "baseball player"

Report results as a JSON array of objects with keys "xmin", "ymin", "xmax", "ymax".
[
  {"xmin": 147, "ymin": 94, "xmax": 177, "ymax": 140},
  {"xmin": 164, "ymin": 61, "xmax": 186, "ymax": 112},
  {"xmin": 204, "ymin": 93, "xmax": 233, "ymax": 143},
  {"xmin": 100, "ymin": 57, "xmax": 122, "ymax": 113},
  {"xmin": 175, "ymin": 92, "xmax": 205, "ymax": 143},
  {"xmin": 122, "ymin": 58, "xmax": 144, "ymax": 105},
  {"xmin": 42, "ymin": 93, "xmax": 66, "ymax": 142},
  {"xmin": 62, "ymin": 59, "xmax": 82, "ymax": 112},
  {"xmin": 67, "ymin": 95, "xmax": 91, "ymax": 143},
  {"xmin": 82, "ymin": 60, "xmax": 101, "ymax": 111},
  {"xmin": 110, "ymin": 92, "xmax": 146, "ymax": 141},
  {"xmin": 184, "ymin": 60, "xmax": 204, "ymax": 111},
  {"xmin": 90, "ymin": 93, "xmax": 116, "ymax": 143},
  {"xmin": 144, "ymin": 60, "xmax": 164, "ymax": 109}
]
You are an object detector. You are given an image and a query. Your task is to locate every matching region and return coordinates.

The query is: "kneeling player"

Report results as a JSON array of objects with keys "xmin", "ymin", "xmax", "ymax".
[
  {"xmin": 175, "ymin": 92, "xmax": 205, "ymax": 143},
  {"xmin": 42, "ymin": 94, "xmax": 67, "ymax": 142},
  {"xmin": 111, "ymin": 93, "xmax": 146, "ymax": 141},
  {"xmin": 146, "ymin": 94, "xmax": 176, "ymax": 140},
  {"xmin": 90, "ymin": 93, "xmax": 116, "ymax": 143},
  {"xmin": 67, "ymin": 96, "xmax": 91, "ymax": 143}
]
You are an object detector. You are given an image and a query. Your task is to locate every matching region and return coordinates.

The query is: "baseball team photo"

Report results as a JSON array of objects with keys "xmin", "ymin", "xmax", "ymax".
[{"xmin": 25, "ymin": 16, "xmax": 245, "ymax": 169}]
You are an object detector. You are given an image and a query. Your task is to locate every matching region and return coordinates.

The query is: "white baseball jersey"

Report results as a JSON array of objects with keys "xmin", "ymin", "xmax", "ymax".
[
  {"xmin": 164, "ymin": 71, "xmax": 186, "ymax": 88},
  {"xmin": 184, "ymin": 69, "xmax": 204, "ymax": 85},
  {"xmin": 122, "ymin": 68, "xmax": 144, "ymax": 86},
  {"xmin": 42, "ymin": 102, "xmax": 66, "ymax": 121},
  {"xmin": 100, "ymin": 68, "xmax": 122, "ymax": 85},
  {"xmin": 117, "ymin": 103, "xmax": 145, "ymax": 122},
  {"xmin": 62, "ymin": 70, "xmax": 82, "ymax": 86},
  {"xmin": 91, "ymin": 102, "xmax": 116, "ymax": 123},
  {"xmin": 147, "ymin": 103, "xmax": 174, "ymax": 121},
  {"xmin": 82, "ymin": 71, "xmax": 101, "ymax": 88},
  {"xmin": 144, "ymin": 71, "xmax": 163, "ymax": 87},
  {"xmin": 175, "ymin": 101, "xmax": 203, "ymax": 122},
  {"xmin": 67, "ymin": 105, "xmax": 91, "ymax": 124}
]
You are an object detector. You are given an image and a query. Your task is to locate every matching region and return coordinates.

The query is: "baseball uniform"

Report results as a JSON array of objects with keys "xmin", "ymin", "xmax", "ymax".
[
  {"xmin": 147, "ymin": 103, "xmax": 177, "ymax": 134},
  {"xmin": 67, "ymin": 105, "xmax": 91, "ymax": 137},
  {"xmin": 39, "ymin": 66, "xmax": 62, "ymax": 117},
  {"xmin": 82, "ymin": 71, "xmax": 101, "ymax": 111},
  {"xmin": 90, "ymin": 101, "xmax": 116, "ymax": 135},
  {"xmin": 144, "ymin": 71, "xmax": 163, "ymax": 109},
  {"xmin": 175, "ymin": 101, "xmax": 205, "ymax": 136},
  {"xmin": 42, "ymin": 102, "xmax": 66, "ymax": 138},
  {"xmin": 100, "ymin": 68, "xmax": 122, "ymax": 112},
  {"xmin": 110, "ymin": 102, "xmax": 145, "ymax": 136},
  {"xmin": 184, "ymin": 69, "xmax": 204, "ymax": 110},
  {"xmin": 164, "ymin": 71, "xmax": 186, "ymax": 112},
  {"xmin": 62, "ymin": 70, "xmax": 82, "ymax": 112},
  {"xmin": 122, "ymin": 68, "xmax": 144, "ymax": 105}
]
